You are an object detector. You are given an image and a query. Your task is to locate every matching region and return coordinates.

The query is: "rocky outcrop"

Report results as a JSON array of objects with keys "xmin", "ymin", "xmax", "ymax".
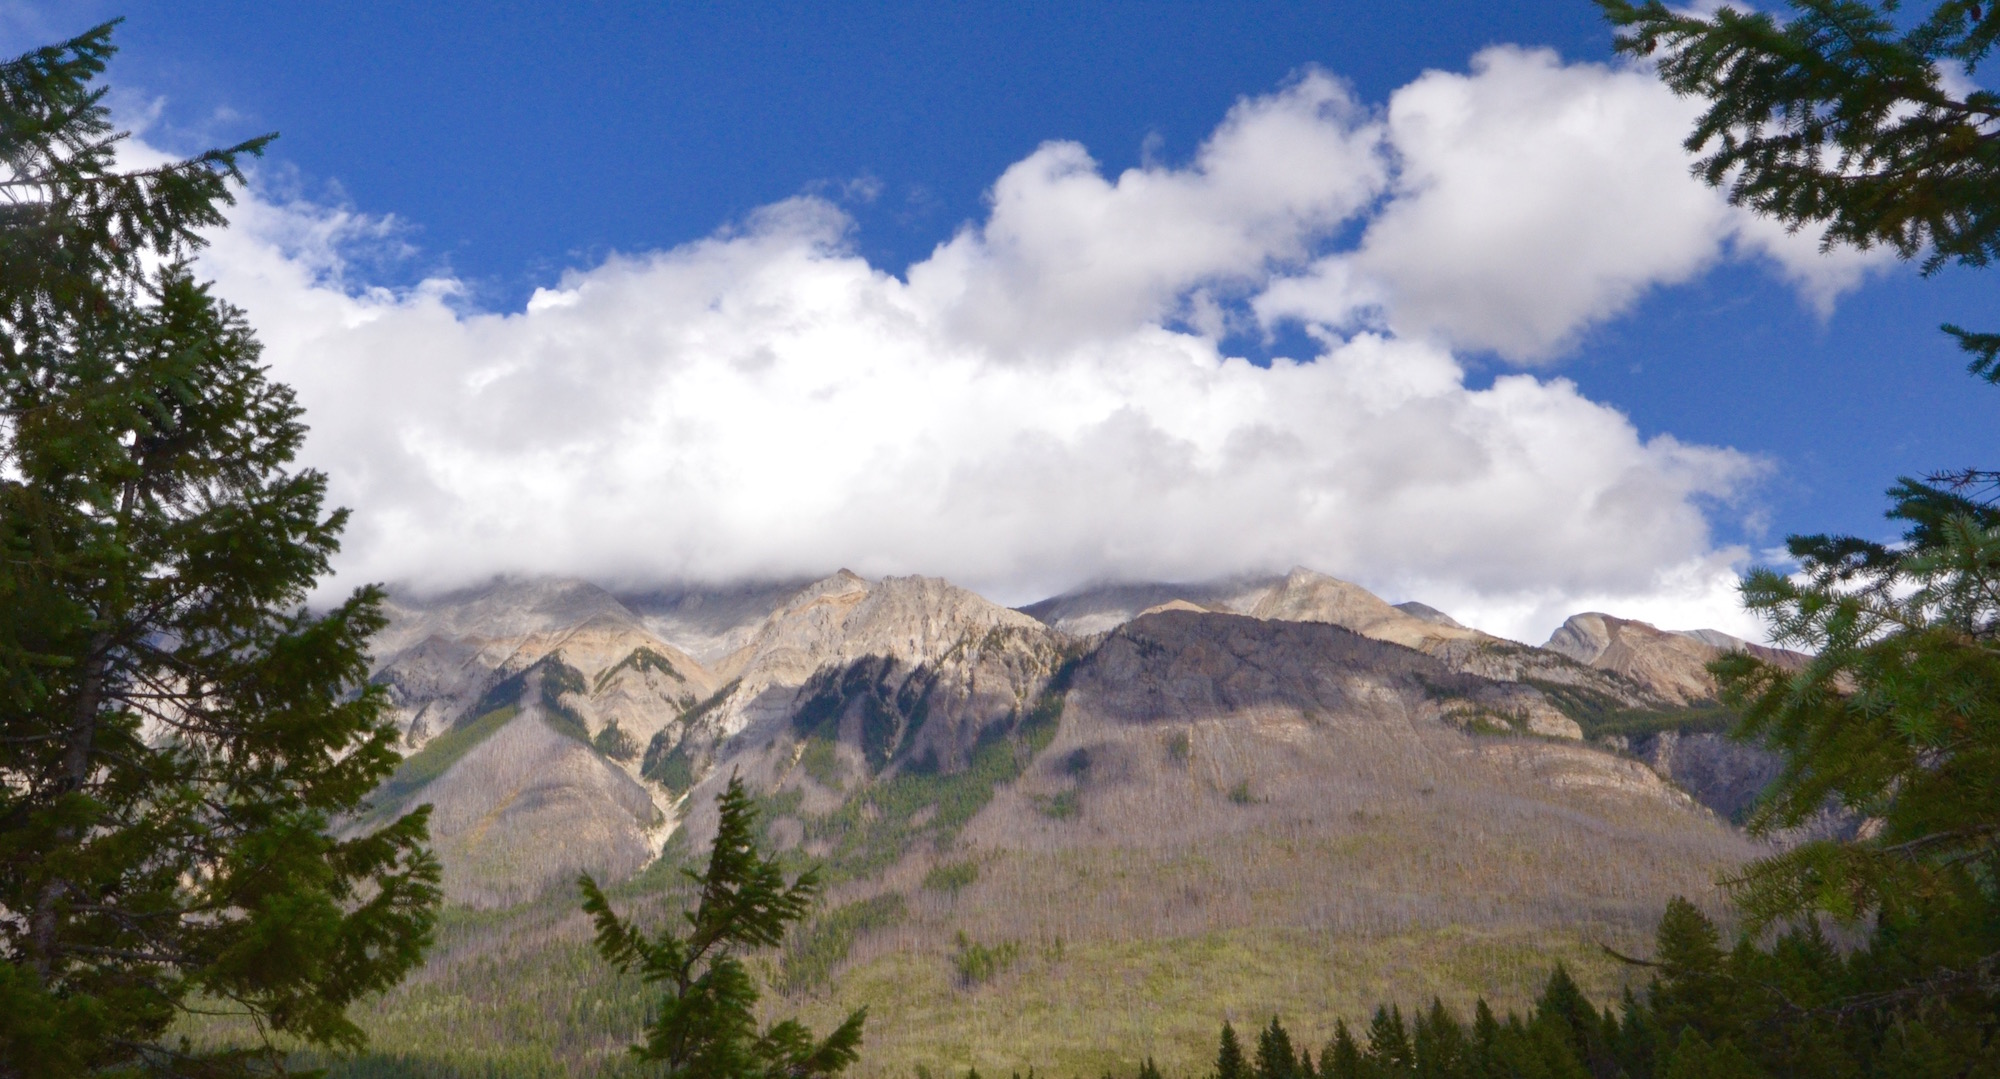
[
  {"xmin": 1544, "ymin": 613, "xmax": 1808, "ymax": 705},
  {"xmin": 1614, "ymin": 730, "xmax": 1781, "ymax": 823}
]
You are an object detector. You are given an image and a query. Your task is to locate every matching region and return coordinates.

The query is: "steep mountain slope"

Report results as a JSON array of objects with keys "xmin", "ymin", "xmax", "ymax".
[
  {"xmin": 361, "ymin": 673, "xmax": 666, "ymax": 908},
  {"xmin": 368, "ymin": 567, "xmax": 1808, "ymax": 907},
  {"xmin": 313, "ymin": 605, "xmax": 1764, "ymax": 1077}
]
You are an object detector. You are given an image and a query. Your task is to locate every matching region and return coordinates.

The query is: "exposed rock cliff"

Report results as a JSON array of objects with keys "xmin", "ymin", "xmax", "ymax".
[{"xmin": 1543, "ymin": 612, "xmax": 1808, "ymax": 705}]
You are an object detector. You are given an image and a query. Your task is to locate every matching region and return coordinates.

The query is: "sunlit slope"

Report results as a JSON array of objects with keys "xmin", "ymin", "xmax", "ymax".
[{"xmin": 306, "ymin": 599, "xmax": 1765, "ymax": 1078}]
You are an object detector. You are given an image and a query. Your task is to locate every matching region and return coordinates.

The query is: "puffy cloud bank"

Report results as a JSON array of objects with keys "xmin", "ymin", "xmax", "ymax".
[{"xmin": 194, "ymin": 48, "xmax": 1886, "ymax": 642}]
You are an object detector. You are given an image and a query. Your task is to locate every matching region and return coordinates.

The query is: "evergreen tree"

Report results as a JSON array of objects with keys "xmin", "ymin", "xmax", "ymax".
[
  {"xmin": 580, "ymin": 774, "xmax": 865, "ymax": 1079},
  {"xmin": 1597, "ymin": 0, "xmax": 2000, "ymax": 377},
  {"xmin": 0, "ymin": 23, "xmax": 440, "ymax": 1078},
  {"xmin": 1363, "ymin": 1006, "xmax": 1413, "ymax": 1075},
  {"xmin": 1411, "ymin": 999, "xmax": 1465, "ymax": 1079},
  {"xmin": 1469, "ymin": 1000, "xmax": 1500, "ymax": 1079},
  {"xmin": 1322, "ymin": 1020, "xmax": 1363, "ymax": 1079},
  {"xmin": 1138, "ymin": 1057, "xmax": 1164, "ymax": 1079},
  {"xmin": 1214, "ymin": 1021, "xmax": 1251, "ymax": 1079},
  {"xmin": 1529, "ymin": 964, "xmax": 1603, "ymax": 1072},
  {"xmin": 1645, "ymin": 898, "xmax": 1733, "ymax": 1048},
  {"xmin": 1254, "ymin": 1016, "xmax": 1298, "ymax": 1079}
]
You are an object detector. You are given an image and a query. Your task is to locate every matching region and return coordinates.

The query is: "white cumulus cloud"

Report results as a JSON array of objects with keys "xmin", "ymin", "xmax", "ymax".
[{"xmin": 177, "ymin": 49, "xmax": 1878, "ymax": 644}]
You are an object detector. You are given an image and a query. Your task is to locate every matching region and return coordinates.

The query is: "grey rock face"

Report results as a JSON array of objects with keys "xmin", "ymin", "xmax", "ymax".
[{"xmin": 1622, "ymin": 731, "xmax": 1783, "ymax": 822}]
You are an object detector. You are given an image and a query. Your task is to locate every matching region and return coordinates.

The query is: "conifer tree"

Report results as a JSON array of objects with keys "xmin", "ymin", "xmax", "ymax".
[
  {"xmin": 1213, "ymin": 1021, "xmax": 1250, "ymax": 1079},
  {"xmin": 1597, "ymin": 0, "xmax": 2000, "ymax": 376},
  {"xmin": 1469, "ymin": 1000, "xmax": 1500, "ymax": 1078},
  {"xmin": 0, "ymin": 22, "xmax": 440, "ymax": 1077},
  {"xmin": 1254, "ymin": 1016, "xmax": 1298, "ymax": 1079},
  {"xmin": 1138, "ymin": 1057, "xmax": 1164, "ymax": 1079},
  {"xmin": 580, "ymin": 774, "xmax": 865, "ymax": 1079},
  {"xmin": 1411, "ymin": 999, "xmax": 1465, "ymax": 1079},
  {"xmin": 1322, "ymin": 1020, "xmax": 1363, "ymax": 1079},
  {"xmin": 1363, "ymin": 1006, "xmax": 1412, "ymax": 1075}
]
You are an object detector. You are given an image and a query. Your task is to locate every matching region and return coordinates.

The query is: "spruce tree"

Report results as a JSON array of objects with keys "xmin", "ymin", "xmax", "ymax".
[
  {"xmin": 1254, "ymin": 1016, "xmax": 1298, "ymax": 1079},
  {"xmin": 1322, "ymin": 1020, "xmax": 1363, "ymax": 1079},
  {"xmin": 1469, "ymin": 1000, "xmax": 1500, "ymax": 1077},
  {"xmin": 1213, "ymin": 1021, "xmax": 1250, "ymax": 1079},
  {"xmin": 0, "ymin": 22, "xmax": 440, "ymax": 1077},
  {"xmin": 1363, "ymin": 1006, "xmax": 1413, "ymax": 1075},
  {"xmin": 1646, "ymin": 898, "xmax": 1732, "ymax": 1047},
  {"xmin": 580, "ymin": 774, "xmax": 865, "ymax": 1079},
  {"xmin": 1411, "ymin": 999, "xmax": 1465, "ymax": 1079},
  {"xmin": 1598, "ymin": 0, "xmax": 2000, "ymax": 376}
]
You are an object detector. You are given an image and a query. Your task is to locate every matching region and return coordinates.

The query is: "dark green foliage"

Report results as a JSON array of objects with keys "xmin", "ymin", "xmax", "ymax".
[
  {"xmin": 790, "ymin": 657, "xmax": 917, "ymax": 774},
  {"xmin": 1167, "ymin": 730, "xmax": 1192, "ymax": 763},
  {"xmin": 579, "ymin": 774, "xmax": 864, "ymax": 1079},
  {"xmin": 464, "ymin": 654, "xmax": 588, "ymax": 742},
  {"xmin": 594, "ymin": 645, "xmax": 688, "ymax": 693},
  {"xmin": 1033, "ymin": 789, "xmax": 1081, "ymax": 820},
  {"xmin": 800, "ymin": 684, "xmax": 1067, "ymax": 882},
  {"xmin": 1320, "ymin": 1021, "xmax": 1361, "ymax": 1079},
  {"xmin": 0, "ymin": 23, "xmax": 440, "ymax": 1077},
  {"xmin": 1522, "ymin": 676, "xmax": 1732, "ymax": 741},
  {"xmin": 1412, "ymin": 999, "xmax": 1466, "ymax": 1079},
  {"xmin": 1599, "ymin": 0, "xmax": 2000, "ymax": 382},
  {"xmin": 373, "ymin": 705, "xmax": 520, "ymax": 811},
  {"xmin": 1365, "ymin": 1006, "xmax": 1413, "ymax": 1074},
  {"xmin": 681, "ymin": 679, "xmax": 741, "ymax": 728},
  {"xmin": 593, "ymin": 719, "xmax": 641, "ymax": 762},
  {"xmin": 1137, "ymin": 1058, "xmax": 1164, "ymax": 1079},
  {"xmin": 949, "ymin": 932, "xmax": 1021, "ymax": 988},
  {"xmin": 536, "ymin": 655, "xmax": 590, "ymax": 743},
  {"xmin": 644, "ymin": 737, "xmax": 700, "ymax": 797},
  {"xmin": 1254, "ymin": 1017, "xmax": 1298, "ymax": 1079},
  {"xmin": 1227, "ymin": 779, "xmax": 1256, "ymax": 805},
  {"xmin": 1213, "ymin": 1022, "xmax": 1249, "ymax": 1079},
  {"xmin": 799, "ymin": 734, "xmax": 843, "ymax": 789},
  {"xmin": 780, "ymin": 893, "xmax": 906, "ymax": 992},
  {"xmin": 922, "ymin": 859, "xmax": 979, "ymax": 895}
]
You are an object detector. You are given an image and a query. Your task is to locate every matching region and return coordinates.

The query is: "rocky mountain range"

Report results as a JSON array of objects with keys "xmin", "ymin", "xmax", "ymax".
[
  {"xmin": 330, "ymin": 565, "xmax": 1833, "ymax": 1073},
  {"xmin": 361, "ymin": 566, "xmax": 1800, "ymax": 907}
]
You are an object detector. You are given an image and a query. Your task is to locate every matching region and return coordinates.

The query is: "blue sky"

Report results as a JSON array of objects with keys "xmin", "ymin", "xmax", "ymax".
[{"xmin": 7, "ymin": 2, "xmax": 1995, "ymax": 638}]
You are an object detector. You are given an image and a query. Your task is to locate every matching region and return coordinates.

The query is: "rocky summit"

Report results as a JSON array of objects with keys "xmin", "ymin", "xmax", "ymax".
[{"xmin": 346, "ymin": 566, "xmax": 1809, "ymax": 1073}]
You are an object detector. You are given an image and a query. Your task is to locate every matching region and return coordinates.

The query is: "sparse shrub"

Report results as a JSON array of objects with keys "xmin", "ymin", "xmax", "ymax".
[
  {"xmin": 800, "ymin": 735, "xmax": 844, "ymax": 790},
  {"xmin": 1167, "ymin": 730, "xmax": 1192, "ymax": 763},
  {"xmin": 951, "ymin": 931, "xmax": 1021, "ymax": 987},
  {"xmin": 1228, "ymin": 779, "xmax": 1256, "ymax": 805},
  {"xmin": 1034, "ymin": 789, "xmax": 1081, "ymax": 820},
  {"xmin": 923, "ymin": 860, "xmax": 979, "ymax": 895},
  {"xmin": 1061, "ymin": 747, "xmax": 1092, "ymax": 776},
  {"xmin": 642, "ymin": 739, "xmax": 697, "ymax": 796},
  {"xmin": 591, "ymin": 720, "xmax": 639, "ymax": 762},
  {"xmin": 782, "ymin": 893, "xmax": 907, "ymax": 992}
]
